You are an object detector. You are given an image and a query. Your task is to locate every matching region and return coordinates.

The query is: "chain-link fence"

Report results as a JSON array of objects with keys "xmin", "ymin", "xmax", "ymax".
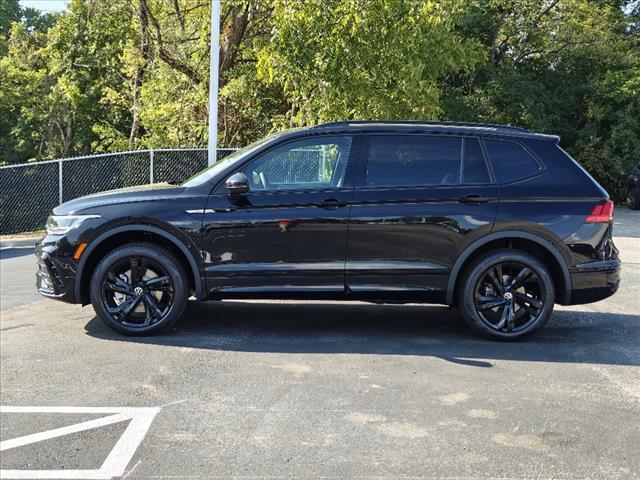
[{"xmin": 0, "ymin": 148, "xmax": 237, "ymax": 235}]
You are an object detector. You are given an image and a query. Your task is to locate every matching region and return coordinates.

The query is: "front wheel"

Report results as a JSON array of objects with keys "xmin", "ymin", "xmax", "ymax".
[
  {"xmin": 458, "ymin": 250, "xmax": 555, "ymax": 340},
  {"xmin": 90, "ymin": 243, "xmax": 188, "ymax": 335}
]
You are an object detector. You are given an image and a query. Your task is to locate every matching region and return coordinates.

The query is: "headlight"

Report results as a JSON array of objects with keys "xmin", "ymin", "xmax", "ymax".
[{"xmin": 46, "ymin": 215, "xmax": 101, "ymax": 235}]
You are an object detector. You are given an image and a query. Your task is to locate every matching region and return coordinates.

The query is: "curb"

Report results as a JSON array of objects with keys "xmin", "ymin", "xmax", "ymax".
[{"xmin": 0, "ymin": 237, "xmax": 40, "ymax": 249}]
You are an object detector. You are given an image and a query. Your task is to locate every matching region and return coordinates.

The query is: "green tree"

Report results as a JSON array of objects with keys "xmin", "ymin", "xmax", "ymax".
[
  {"xmin": 0, "ymin": 0, "xmax": 56, "ymax": 163},
  {"xmin": 0, "ymin": 0, "xmax": 136, "ymax": 161},
  {"xmin": 0, "ymin": 0, "xmax": 20, "ymax": 40},
  {"xmin": 0, "ymin": 21, "xmax": 49, "ymax": 163},
  {"xmin": 0, "ymin": 0, "xmax": 637, "ymax": 201},
  {"xmin": 131, "ymin": 0, "xmax": 278, "ymax": 148},
  {"xmin": 257, "ymin": 0, "xmax": 482, "ymax": 126},
  {"xmin": 442, "ymin": 0, "xmax": 639, "ymax": 200}
]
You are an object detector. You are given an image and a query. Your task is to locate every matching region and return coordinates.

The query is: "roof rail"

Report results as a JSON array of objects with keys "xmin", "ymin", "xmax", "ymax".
[{"xmin": 313, "ymin": 120, "xmax": 531, "ymax": 133}]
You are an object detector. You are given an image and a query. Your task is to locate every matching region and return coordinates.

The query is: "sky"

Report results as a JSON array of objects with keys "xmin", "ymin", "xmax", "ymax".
[{"xmin": 19, "ymin": 0, "xmax": 68, "ymax": 13}]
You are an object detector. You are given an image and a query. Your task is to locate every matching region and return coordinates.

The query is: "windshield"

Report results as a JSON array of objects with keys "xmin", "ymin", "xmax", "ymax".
[{"xmin": 181, "ymin": 134, "xmax": 278, "ymax": 187}]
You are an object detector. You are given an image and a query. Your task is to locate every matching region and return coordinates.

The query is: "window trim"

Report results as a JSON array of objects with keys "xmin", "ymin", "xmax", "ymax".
[
  {"xmin": 213, "ymin": 134, "xmax": 359, "ymax": 195},
  {"xmin": 480, "ymin": 137, "xmax": 546, "ymax": 185},
  {"xmin": 357, "ymin": 133, "xmax": 495, "ymax": 190}
]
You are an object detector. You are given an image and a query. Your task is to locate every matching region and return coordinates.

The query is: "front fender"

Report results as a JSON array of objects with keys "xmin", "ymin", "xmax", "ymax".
[{"xmin": 74, "ymin": 224, "xmax": 204, "ymax": 303}]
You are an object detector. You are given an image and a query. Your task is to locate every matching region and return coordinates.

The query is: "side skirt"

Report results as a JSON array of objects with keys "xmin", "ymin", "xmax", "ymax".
[{"xmin": 207, "ymin": 288, "xmax": 447, "ymax": 304}]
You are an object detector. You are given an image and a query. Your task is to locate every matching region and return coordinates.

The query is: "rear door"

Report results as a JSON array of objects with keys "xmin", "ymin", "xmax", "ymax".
[{"xmin": 345, "ymin": 134, "xmax": 498, "ymax": 299}]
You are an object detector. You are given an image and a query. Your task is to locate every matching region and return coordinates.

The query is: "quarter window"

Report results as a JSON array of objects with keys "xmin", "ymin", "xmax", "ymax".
[
  {"xmin": 364, "ymin": 135, "xmax": 491, "ymax": 187},
  {"xmin": 462, "ymin": 138, "xmax": 491, "ymax": 184},
  {"xmin": 484, "ymin": 139, "xmax": 541, "ymax": 183},
  {"xmin": 244, "ymin": 136, "xmax": 352, "ymax": 191}
]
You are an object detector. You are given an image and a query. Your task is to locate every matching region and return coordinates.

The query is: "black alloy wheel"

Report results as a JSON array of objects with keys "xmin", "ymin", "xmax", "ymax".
[
  {"xmin": 90, "ymin": 243, "xmax": 188, "ymax": 335},
  {"xmin": 458, "ymin": 250, "xmax": 555, "ymax": 340},
  {"xmin": 474, "ymin": 261, "xmax": 545, "ymax": 333},
  {"xmin": 102, "ymin": 257, "xmax": 173, "ymax": 327}
]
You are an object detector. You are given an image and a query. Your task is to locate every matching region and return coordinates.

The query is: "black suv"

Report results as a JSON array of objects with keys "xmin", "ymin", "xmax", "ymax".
[
  {"xmin": 36, "ymin": 121, "xmax": 621, "ymax": 340},
  {"xmin": 624, "ymin": 163, "xmax": 640, "ymax": 210}
]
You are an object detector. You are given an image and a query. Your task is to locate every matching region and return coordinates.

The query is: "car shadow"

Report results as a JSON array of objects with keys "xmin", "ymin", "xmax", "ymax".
[{"xmin": 84, "ymin": 300, "xmax": 640, "ymax": 368}]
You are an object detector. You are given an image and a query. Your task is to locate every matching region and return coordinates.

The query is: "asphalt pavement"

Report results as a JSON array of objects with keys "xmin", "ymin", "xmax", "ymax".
[
  {"xmin": 0, "ymin": 247, "xmax": 38, "ymax": 310},
  {"xmin": 1, "ymin": 210, "xmax": 639, "ymax": 479}
]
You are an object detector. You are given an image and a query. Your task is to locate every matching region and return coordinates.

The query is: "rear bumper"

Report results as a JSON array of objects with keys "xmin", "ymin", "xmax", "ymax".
[{"xmin": 568, "ymin": 258, "xmax": 621, "ymax": 305}]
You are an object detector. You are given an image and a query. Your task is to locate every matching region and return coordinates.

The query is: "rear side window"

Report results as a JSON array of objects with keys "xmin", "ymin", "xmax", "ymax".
[
  {"xmin": 365, "ymin": 135, "xmax": 491, "ymax": 187},
  {"xmin": 484, "ymin": 139, "xmax": 541, "ymax": 183}
]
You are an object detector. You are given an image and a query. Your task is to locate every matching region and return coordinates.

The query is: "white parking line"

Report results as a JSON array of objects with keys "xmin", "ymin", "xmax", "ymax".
[
  {"xmin": 0, "ymin": 413, "xmax": 130, "ymax": 452},
  {"xmin": 0, "ymin": 406, "xmax": 160, "ymax": 480}
]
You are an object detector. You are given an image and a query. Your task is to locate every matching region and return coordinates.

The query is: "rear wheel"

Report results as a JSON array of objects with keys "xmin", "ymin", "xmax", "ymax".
[
  {"xmin": 627, "ymin": 186, "xmax": 640, "ymax": 210},
  {"xmin": 90, "ymin": 243, "xmax": 188, "ymax": 335},
  {"xmin": 458, "ymin": 250, "xmax": 555, "ymax": 340}
]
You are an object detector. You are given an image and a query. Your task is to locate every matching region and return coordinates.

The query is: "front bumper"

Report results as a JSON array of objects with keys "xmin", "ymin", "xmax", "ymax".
[
  {"xmin": 569, "ymin": 258, "xmax": 621, "ymax": 305},
  {"xmin": 36, "ymin": 238, "xmax": 78, "ymax": 303}
]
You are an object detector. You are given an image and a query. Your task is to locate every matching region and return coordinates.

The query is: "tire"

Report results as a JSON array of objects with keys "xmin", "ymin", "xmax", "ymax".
[
  {"xmin": 627, "ymin": 186, "xmax": 640, "ymax": 210},
  {"xmin": 90, "ymin": 243, "xmax": 188, "ymax": 336},
  {"xmin": 457, "ymin": 249, "xmax": 555, "ymax": 340}
]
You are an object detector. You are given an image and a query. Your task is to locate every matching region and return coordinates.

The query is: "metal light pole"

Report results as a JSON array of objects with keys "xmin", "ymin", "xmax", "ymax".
[{"xmin": 208, "ymin": 0, "xmax": 221, "ymax": 166}]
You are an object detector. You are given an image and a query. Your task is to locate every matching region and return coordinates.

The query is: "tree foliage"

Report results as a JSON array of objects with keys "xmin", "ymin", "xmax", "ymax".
[
  {"xmin": 257, "ymin": 0, "xmax": 482, "ymax": 125},
  {"xmin": 0, "ymin": 0, "xmax": 638, "ymax": 200}
]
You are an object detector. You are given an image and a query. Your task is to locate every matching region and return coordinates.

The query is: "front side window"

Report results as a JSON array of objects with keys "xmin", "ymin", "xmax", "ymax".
[
  {"xmin": 484, "ymin": 139, "xmax": 541, "ymax": 183},
  {"xmin": 364, "ymin": 135, "xmax": 491, "ymax": 187},
  {"xmin": 243, "ymin": 136, "xmax": 352, "ymax": 191}
]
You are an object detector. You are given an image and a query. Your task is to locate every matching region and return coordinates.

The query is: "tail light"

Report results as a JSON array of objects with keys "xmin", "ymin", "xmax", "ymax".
[{"xmin": 586, "ymin": 199, "xmax": 614, "ymax": 223}]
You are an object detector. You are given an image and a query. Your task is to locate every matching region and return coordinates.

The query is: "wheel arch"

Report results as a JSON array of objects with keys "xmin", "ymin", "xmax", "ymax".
[
  {"xmin": 446, "ymin": 231, "xmax": 572, "ymax": 305},
  {"xmin": 75, "ymin": 225, "xmax": 203, "ymax": 305}
]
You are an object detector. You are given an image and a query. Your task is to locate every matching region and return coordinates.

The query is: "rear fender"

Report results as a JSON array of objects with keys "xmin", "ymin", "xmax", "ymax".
[{"xmin": 446, "ymin": 230, "xmax": 572, "ymax": 305}]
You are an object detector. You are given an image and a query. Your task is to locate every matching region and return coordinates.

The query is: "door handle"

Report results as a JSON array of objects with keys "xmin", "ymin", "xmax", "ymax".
[
  {"xmin": 186, "ymin": 207, "xmax": 236, "ymax": 214},
  {"xmin": 458, "ymin": 194, "xmax": 490, "ymax": 205},
  {"xmin": 211, "ymin": 207, "xmax": 236, "ymax": 213},
  {"xmin": 317, "ymin": 198, "xmax": 347, "ymax": 209}
]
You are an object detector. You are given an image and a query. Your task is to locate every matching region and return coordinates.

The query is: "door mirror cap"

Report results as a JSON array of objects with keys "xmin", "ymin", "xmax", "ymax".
[{"xmin": 226, "ymin": 172, "xmax": 250, "ymax": 195}]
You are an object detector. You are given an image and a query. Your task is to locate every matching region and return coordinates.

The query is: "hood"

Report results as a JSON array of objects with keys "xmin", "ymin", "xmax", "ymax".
[{"xmin": 53, "ymin": 183, "xmax": 186, "ymax": 215}]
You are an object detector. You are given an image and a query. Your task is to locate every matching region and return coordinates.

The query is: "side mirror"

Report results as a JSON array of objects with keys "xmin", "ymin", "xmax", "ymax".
[{"xmin": 225, "ymin": 172, "xmax": 250, "ymax": 195}]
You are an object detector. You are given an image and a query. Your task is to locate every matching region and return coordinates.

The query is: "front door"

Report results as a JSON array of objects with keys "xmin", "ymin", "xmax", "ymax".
[
  {"xmin": 202, "ymin": 135, "xmax": 356, "ymax": 296},
  {"xmin": 346, "ymin": 134, "xmax": 498, "ymax": 301}
]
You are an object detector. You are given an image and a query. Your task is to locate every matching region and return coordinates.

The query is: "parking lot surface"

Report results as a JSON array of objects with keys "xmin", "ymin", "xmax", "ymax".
[{"xmin": 1, "ymin": 209, "xmax": 639, "ymax": 479}]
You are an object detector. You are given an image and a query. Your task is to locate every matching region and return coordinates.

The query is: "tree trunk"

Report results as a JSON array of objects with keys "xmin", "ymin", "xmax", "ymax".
[
  {"xmin": 139, "ymin": 0, "xmax": 202, "ymax": 84},
  {"xmin": 62, "ymin": 114, "xmax": 74, "ymax": 157},
  {"xmin": 130, "ymin": 0, "xmax": 149, "ymax": 146},
  {"xmin": 219, "ymin": 3, "xmax": 251, "ymax": 88}
]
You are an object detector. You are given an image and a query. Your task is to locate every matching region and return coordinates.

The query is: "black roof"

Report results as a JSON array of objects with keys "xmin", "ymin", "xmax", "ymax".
[{"xmin": 311, "ymin": 120, "xmax": 559, "ymax": 141}]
